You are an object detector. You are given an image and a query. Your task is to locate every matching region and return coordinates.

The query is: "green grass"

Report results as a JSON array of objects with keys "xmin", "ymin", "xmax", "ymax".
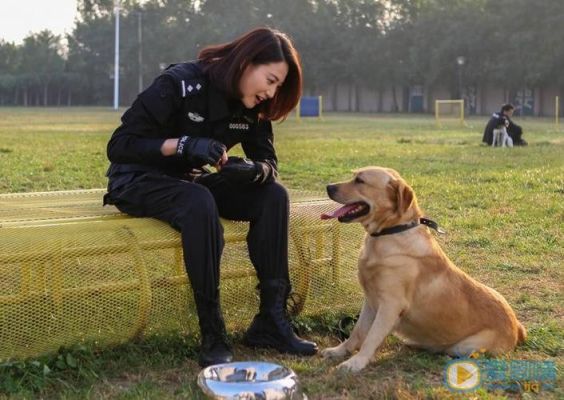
[{"xmin": 0, "ymin": 108, "xmax": 562, "ymax": 399}]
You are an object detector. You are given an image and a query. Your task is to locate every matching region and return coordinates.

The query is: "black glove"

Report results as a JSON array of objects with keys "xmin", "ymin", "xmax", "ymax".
[
  {"xmin": 176, "ymin": 136, "xmax": 226, "ymax": 167},
  {"xmin": 219, "ymin": 156, "xmax": 268, "ymax": 185}
]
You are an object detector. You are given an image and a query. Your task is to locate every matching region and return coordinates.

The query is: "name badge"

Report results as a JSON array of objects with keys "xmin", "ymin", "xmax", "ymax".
[
  {"xmin": 229, "ymin": 123, "xmax": 249, "ymax": 131},
  {"xmin": 188, "ymin": 112, "xmax": 204, "ymax": 122}
]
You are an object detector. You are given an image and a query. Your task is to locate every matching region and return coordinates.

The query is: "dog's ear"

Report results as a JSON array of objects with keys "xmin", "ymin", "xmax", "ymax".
[{"xmin": 388, "ymin": 178, "xmax": 414, "ymax": 214}]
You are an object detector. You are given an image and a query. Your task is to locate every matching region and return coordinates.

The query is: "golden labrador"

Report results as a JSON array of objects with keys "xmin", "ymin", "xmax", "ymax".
[{"xmin": 320, "ymin": 167, "xmax": 526, "ymax": 372}]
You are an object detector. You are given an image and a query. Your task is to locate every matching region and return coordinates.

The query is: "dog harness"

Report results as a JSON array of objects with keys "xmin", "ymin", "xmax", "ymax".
[{"xmin": 370, "ymin": 217, "xmax": 445, "ymax": 237}]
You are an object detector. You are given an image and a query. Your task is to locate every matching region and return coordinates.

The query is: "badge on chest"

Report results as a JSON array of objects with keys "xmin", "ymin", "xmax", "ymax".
[
  {"xmin": 229, "ymin": 122, "xmax": 250, "ymax": 131},
  {"xmin": 188, "ymin": 112, "xmax": 205, "ymax": 122}
]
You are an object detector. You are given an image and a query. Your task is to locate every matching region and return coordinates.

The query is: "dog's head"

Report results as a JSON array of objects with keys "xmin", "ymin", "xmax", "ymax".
[{"xmin": 322, "ymin": 167, "xmax": 421, "ymax": 232}]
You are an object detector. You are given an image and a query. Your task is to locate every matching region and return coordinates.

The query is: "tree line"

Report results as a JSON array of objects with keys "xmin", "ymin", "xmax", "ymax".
[{"xmin": 1, "ymin": 0, "xmax": 563, "ymax": 109}]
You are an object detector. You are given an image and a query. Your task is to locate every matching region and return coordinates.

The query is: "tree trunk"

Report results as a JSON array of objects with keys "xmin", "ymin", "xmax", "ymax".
[
  {"xmin": 23, "ymin": 88, "xmax": 28, "ymax": 107},
  {"xmin": 377, "ymin": 89, "xmax": 383, "ymax": 113},
  {"xmin": 67, "ymin": 90, "xmax": 72, "ymax": 106},
  {"xmin": 355, "ymin": 84, "xmax": 361, "ymax": 112},
  {"xmin": 43, "ymin": 84, "xmax": 48, "ymax": 106},
  {"xmin": 403, "ymin": 86, "xmax": 410, "ymax": 112},
  {"xmin": 14, "ymin": 87, "xmax": 19, "ymax": 105},
  {"xmin": 391, "ymin": 84, "xmax": 399, "ymax": 112},
  {"xmin": 332, "ymin": 83, "xmax": 338, "ymax": 111},
  {"xmin": 425, "ymin": 85, "xmax": 433, "ymax": 114},
  {"xmin": 537, "ymin": 87, "xmax": 543, "ymax": 117},
  {"xmin": 479, "ymin": 84, "xmax": 486, "ymax": 115},
  {"xmin": 348, "ymin": 83, "xmax": 352, "ymax": 112}
]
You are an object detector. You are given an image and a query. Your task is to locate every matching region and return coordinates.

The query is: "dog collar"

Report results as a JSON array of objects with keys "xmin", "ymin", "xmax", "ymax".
[{"xmin": 370, "ymin": 217, "xmax": 445, "ymax": 237}]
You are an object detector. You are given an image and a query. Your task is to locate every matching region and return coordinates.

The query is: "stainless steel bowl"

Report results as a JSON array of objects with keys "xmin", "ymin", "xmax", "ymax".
[{"xmin": 197, "ymin": 361, "xmax": 307, "ymax": 400}]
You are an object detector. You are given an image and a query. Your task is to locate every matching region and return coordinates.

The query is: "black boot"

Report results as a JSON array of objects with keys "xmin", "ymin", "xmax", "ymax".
[
  {"xmin": 194, "ymin": 293, "xmax": 233, "ymax": 367},
  {"xmin": 243, "ymin": 279, "xmax": 318, "ymax": 355}
]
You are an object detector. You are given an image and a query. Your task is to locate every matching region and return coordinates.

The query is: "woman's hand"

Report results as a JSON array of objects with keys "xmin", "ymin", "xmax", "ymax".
[
  {"xmin": 215, "ymin": 151, "xmax": 228, "ymax": 170},
  {"xmin": 161, "ymin": 138, "xmax": 180, "ymax": 156},
  {"xmin": 218, "ymin": 156, "xmax": 267, "ymax": 185},
  {"xmin": 161, "ymin": 136, "xmax": 226, "ymax": 168}
]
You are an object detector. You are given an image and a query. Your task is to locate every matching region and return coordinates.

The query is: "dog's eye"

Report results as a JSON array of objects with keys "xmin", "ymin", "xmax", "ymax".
[{"xmin": 354, "ymin": 177, "xmax": 365, "ymax": 184}]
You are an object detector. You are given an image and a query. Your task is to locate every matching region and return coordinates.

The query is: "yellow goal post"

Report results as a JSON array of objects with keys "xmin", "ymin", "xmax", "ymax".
[{"xmin": 435, "ymin": 99, "xmax": 465, "ymax": 126}]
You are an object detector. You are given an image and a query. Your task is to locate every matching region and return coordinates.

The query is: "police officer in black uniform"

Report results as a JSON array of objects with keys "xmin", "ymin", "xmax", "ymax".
[
  {"xmin": 482, "ymin": 103, "xmax": 527, "ymax": 146},
  {"xmin": 104, "ymin": 28, "xmax": 318, "ymax": 367}
]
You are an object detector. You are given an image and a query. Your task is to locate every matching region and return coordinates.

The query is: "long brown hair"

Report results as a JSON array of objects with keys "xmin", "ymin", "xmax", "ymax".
[{"xmin": 198, "ymin": 27, "xmax": 302, "ymax": 121}]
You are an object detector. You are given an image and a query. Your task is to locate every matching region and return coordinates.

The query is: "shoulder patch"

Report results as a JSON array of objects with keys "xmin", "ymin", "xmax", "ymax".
[{"xmin": 181, "ymin": 79, "xmax": 204, "ymax": 98}]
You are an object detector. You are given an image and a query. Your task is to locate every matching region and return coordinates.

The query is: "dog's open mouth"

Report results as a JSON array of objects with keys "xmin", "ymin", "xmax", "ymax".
[{"xmin": 321, "ymin": 202, "xmax": 369, "ymax": 222}]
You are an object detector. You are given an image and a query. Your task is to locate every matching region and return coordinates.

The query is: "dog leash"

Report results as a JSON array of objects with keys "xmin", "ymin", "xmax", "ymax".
[{"xmin": 370, "ymin": 217, "xmax": 445, "ymax": 237}]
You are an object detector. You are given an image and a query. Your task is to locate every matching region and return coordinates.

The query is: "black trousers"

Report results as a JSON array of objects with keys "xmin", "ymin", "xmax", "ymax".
[
  {"xmin": 507, "ymin": 123, "xmax": 523, "ymax": 143},
  {"xmin": 105, "ymin": 172, "xmax": 290, "ymax": 302}
]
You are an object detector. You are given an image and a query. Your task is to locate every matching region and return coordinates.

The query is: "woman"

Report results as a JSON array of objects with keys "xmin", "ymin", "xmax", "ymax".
[{"xmin": 104, "ymin": 27, "xmax": 318, "ymax": 367}]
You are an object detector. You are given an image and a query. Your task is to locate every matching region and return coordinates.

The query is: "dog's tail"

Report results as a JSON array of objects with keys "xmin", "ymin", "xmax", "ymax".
[{"xmin": 517, "ymin": 322, "xmax": 527, "ymax": 345}]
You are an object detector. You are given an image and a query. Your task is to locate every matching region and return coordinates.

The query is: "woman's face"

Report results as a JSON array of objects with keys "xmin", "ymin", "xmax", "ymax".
[{"xmin": 239, "ymin": 61, "xmax": 289, "ymax": 109}]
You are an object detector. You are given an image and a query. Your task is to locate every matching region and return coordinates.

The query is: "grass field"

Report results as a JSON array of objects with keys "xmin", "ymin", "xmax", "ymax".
[{"xmin": 0, "ymin": 107, "xmax": 562, "ymax": 399}]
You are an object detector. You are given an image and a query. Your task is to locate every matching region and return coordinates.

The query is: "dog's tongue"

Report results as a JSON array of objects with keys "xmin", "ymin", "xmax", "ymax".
[{"xmin": 321, "ymin": 204, "xmax": 357, "ymax": 220}]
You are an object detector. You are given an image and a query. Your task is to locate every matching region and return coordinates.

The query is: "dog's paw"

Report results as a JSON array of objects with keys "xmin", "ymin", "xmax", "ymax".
[
  {"xmin": 336, "ymin": 355, "xmax": 369, "ymax": 373},
  {"xmin": 321, "ymin": 345, "xmax": 348, "ymax": 359}
]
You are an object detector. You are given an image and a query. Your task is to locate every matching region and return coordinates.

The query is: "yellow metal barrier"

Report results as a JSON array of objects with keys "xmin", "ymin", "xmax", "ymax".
[{"xmin": 0, "ymin": 189, "xmax": 364, "ymax": 361}]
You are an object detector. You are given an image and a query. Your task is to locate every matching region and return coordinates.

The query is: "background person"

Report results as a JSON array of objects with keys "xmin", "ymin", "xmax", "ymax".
[
  {"xmin": 104, "ymin": 27, "xmax": 318, "ymax": 367},
  {"xmin": 482, "ymin": 103, "xmax": 528, "ymax": 146}
]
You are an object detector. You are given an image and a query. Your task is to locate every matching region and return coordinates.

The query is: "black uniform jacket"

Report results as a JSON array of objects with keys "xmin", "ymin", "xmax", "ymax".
[
  {"xmin": 482, "ymin": 112, "xmax": 509, "ymax": 145},
  {"xmin": 106, "ymin": 61, "xmax": 278, "ymax": 190}
]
